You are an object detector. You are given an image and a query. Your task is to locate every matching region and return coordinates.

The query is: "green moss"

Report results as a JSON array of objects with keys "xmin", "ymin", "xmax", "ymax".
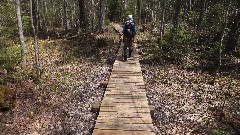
[
  {"xmin": 211, "ymin": 129, "xmax": 232, "ymax": 135},
  {"xmin": 0, "ymin": 85, "xmax": 15, "ymax": 110}
]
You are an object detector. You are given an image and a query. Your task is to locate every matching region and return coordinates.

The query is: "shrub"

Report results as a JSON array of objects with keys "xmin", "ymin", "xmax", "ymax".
[
  {"xmin": 22, "ymin": 15, "xmax": 32, "ymax": 35},
  {"xmin": 0, "ymin": 46, "xmax": 21, "ymax": 72},
  {"xmin": 0, "ymin": 85, "xmax": 15, "ymax": 110},
  {"xmin": 0, "ymin": 1, "xmax": 18, "ymax": 40},
  {"xmin": 211, "ymin": 129, "xmax": 232, "ymax": 135},
  {"xmin": 162, "ymin": 22, "xmax": 196, "ymax": 63}
]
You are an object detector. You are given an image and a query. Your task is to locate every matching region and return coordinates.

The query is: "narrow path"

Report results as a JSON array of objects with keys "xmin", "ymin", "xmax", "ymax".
[{"xmin": 92, "ymin": 24, "xmax": 155, "ymax": 135}]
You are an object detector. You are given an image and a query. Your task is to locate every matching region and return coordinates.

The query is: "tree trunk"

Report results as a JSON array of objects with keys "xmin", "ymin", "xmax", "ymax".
[
  {"xmin": 173, "ymin": 0, "xmax": 181, "ymax": 31},
  {"xmin": 219, "ymin": 1, "xmax": 231, "ymax": 70},
  {"xmin": 137, "ymin": 0, "xmax": 142, "ymax": 25},
  {"xmin": 79, "ymin": 0, "xmax": 86, "ymax": 32},
  {"xmin": 63, "ymin": 0, "xmax": 70, "ymax": 30},
  {"xmin": 182, "ymin": 0, "xmax": 190, "ymax": 19},
  {"xmin": 159, "ymin": 0, "xmax": 165, "ymax": 43},
  {"xmin": 40, "ymin": 0, "xmax": 46, "ymax": 31},
  {"xmin": 16, "ymin": 0, "xmax": 27, "ymax": 68},
  {"xmin": 30, "ymin": 0, "xmax": 40, "ymax": 79},
  {"xmin": 63, "ymin": 0, "xmax": 67, "ymax": 30},
  {"xmin": 189, "ymin": 0, "xmax": 192, "ymax": 11},
  {"xmin": 91, "ymin": 0, "xmax": 95, "ymax": 31},
  {"xmin": 197, "ymin": 0, "xmax": 206, "ymax": 33},
  {"xmin": 226, "ymin": 3, "xmax": 240, "ymax": 52},
  {"xmin": 151, "ymin": 8, "xmax": 154, "ymax": 22},
  {"xmin": 99, "ymin": 0, "xmax": 106, "ymax": 32},
  {"xmin": 44, "ymin": 0, "xmax": 48, "ymax": 31},
  {"xmin": 60, "ymin": 2, "xmax": 64, "ymax": 29},
  {"xmin": 124, "ymin": 0, "xmax": 127, "ymax": 10},
  {"xmin": 36, "ymin": 0, "xmax": 41, "ymax": 32},
  {"xmin": 72, "ymin": 3, "xmax": 77, "ymax": 28}
]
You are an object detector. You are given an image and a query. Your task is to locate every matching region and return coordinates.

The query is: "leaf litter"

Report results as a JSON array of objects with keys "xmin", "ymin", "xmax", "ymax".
[
  {"xmin": 142, "ymin": 64, "xmax": 240, "ymax": 135},
  {"xmin": 0, "ymin": 25, "xmax": 120, "ymax": 135}
]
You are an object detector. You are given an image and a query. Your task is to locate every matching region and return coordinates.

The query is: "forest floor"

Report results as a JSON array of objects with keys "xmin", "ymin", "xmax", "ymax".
[
  {"xmin": 137, "ymin": 32, "xmax": 240, "ymax": 134},
  {"xmin": 0, "ymin": 23, "xmax": 239, "ymax": 135},
  {"xmin": 143, "ymin": 64, "xmax": 240, "ymax": 134},
  {"xmin": 0, "ymin": 24, "xmax": 120, "ymax": 135}
]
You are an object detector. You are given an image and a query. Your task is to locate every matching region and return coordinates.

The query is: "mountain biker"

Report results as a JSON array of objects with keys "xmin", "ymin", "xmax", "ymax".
[{"xmin": 122, "ymin": 15, "xmax": 137, "ymax": 61}]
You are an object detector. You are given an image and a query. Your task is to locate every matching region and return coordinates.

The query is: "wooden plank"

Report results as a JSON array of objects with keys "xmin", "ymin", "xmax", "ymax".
[
  {"xmin": 135, "ymin": 82, "xmax": 145, "ymax": 86},
  {"xmin": 102, "ymin": 94, "xmax": 146, "ymax": 98},
  {"xmin": 106, "ymin": 86, "xmax": 144, "ymax": 89},
  {"xmin": 107, "ymin": 84, "xmax": 145, "ymax": 87},
  {"xmin": 108, "ymin": 81, "xmax": 138, "ymax": 84},
  {"xmin": 94, "ymin": 123, "xmax": 154, "ymax": 131},
  {"xmin": 101, "ymin": 97, "xmax": 148, "ymax": 103},
  {"xmin": 105, "ymin": 87, "xmax": 146, "ymax": 90},
  {"xmin": 97, "ymin": 112, "xmax": 151, "ymax": 118},
  {"xmin": 93, "ymin": 40, "xmax": 155, "ymax": 135},
  {"xmin": 102, "ymin": 95, "xmax": 147, "ymax": 99},
  {"xmin": 99, "ymin": 106, "xmax": 150, "ymax": 113},
  {"xmin": 99, "ymin": 104, "xmax": 150, "ymax": 108},
  {"xmin": 100, "ymin": 81, "xmax": 108, "ymax": 87},
  {"xmin": 92, "ymin": 129, "xmax": 155, "ymax": 135},
  {"xmin": 92, "ymin": 101, "xmax": 101, "ymax": 112},
  {"xmin": 104, "ymin": 94, "xmax": 146, "ymax": 98},
  {"xmin": 111, "ymin": 76, "xmax": 129, "ymax": 78},
  {"xmin": 100, "ymin": 101, "xmax": 149, "ymax": 106},
  {"xmin": 107, "ymin": 81, "xmax": 124, "ymax": 84},
  {"xmin": 105, "ymin": 89, "xmax": 146, "ymax": 92},
  {"xmin": 103, "ymin": 92, "xmax": 147, "ymax": 97},
  {"xmin": 105, "ymin": 87, "xmax": 145, "ymax": 90},
  {"xmin": 108, "ymin": 78, "xmax": 144, "ymax": 81},
  {"xmin": 106, "ymin": 85, "xmax": 145, "ymax": 89},
  {"xmin": 109, "ymin": 74, "xmax": 142, "ymax": 76},
  {"xmin": 111, "ymin": 71, "xmax": 142, "ymax": 74},
  {"xmin": 104, "ymin": 90, "xmax": 146, "ymax": 93},
  {"xmin": 96, "ymin": 117, "xmax": 152, "ymax": 124},
  {"xmin": 101, "ymin": 97, "xmax": 148, "ymax": 101},
  {"xmin": 111, "ymin": 70, "xmax": 141, "ymax": 73},
  {"xmin": 149, "ymin": 105, "xmax": 154, "ymax": 116},
  {"xmin": 110, "ymin": 76, "xmax": 143, "ymax": 80},
  {"xmin": 141, "ymin": 67, "xmax": 146, "ymax": 74}
]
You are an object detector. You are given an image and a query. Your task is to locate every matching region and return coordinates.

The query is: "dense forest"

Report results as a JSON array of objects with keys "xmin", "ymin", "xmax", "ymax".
[{"xmin": 0, "ymin": 0, "xmax": 239, "ymax": 134}]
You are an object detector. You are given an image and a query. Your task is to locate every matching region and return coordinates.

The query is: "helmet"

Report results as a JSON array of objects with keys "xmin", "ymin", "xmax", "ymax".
[
  {"xmin": 128, "ymin": 15, "xmax": 133, "ymax": 20},
  {"xmin": 128, "ymin": 15, "xmax": 133, "ymax": 22}
]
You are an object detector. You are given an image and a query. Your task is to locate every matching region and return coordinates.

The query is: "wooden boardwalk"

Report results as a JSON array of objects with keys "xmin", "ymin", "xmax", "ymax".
[{"xmin": 92, "ymin": 42, "xmax": 155, "ymax": 135}]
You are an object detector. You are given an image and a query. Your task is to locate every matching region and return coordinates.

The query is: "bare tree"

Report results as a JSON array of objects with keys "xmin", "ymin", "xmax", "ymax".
[
  {"xmin": 137, "ymin": 0, "xmax": 142, "ymax": 25},
  {"xmin": 159, "ymin": 0, "xmax": 166, "ymax": 43},
  {"xmin": 99, "ymin": 0, "xmax": 106, "ymax": 32},
  {"xmin": 36, "ymin": 0, "xmax": 41, "ymax": 32},
  {"xmin": 30, "ymin": 0, "xmax": 40, "ymax": 79},
  {"xmin": 189, "ymin": 0, "xmax": 192, "ymax": 11},
  {"xmin": 79, "ymin": 0, "xmax": 87, "ymax": 32},
  {"xmin": 219, "ymin": 1, "xmax": 231, "ymax": 69},
  {"xmin": 91, "ymin": 0, "xmax": 96, "ymax": 31},
  {"xmin": 63, "ymin": 0, "xmax": 70, "ymax": 30},
  {"xmin": 197, "ymin": 0, "xmax": 206, "ymax": 33},
  {"xmin": 16, "ymin": 0, "xmax": 27, "ymax": 68},
  {"xmin": 226, "ymin": 2, "xmax": 240, "ymax": 52},
  {"xmin": 173, "ymin": 0, "xmax": 182, "ymax": 31}
]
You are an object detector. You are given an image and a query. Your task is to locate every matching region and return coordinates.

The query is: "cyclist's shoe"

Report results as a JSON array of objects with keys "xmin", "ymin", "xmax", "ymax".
[
  {"xmin": 123, "ymin": 49, "xmax": 127, "ymax": 61},
  {"xmin": 128, "ymin": 48, "xmax": 133, "ymax": 58}
]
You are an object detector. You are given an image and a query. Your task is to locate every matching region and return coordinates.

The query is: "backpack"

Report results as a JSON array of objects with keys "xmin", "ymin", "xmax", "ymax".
[{"xmin": 123, "ymin": 22, "xmax": 135, "ymax": 38}]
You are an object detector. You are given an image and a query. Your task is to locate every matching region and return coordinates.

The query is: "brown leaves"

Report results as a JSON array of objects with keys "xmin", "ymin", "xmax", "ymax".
[
  {"xmin": 1, "ymin": 25, "xmax": 120, "ymax": 134},
  {"xmin": 143, "ymin": 65, "xmax": 240, "ymax": 134}
]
